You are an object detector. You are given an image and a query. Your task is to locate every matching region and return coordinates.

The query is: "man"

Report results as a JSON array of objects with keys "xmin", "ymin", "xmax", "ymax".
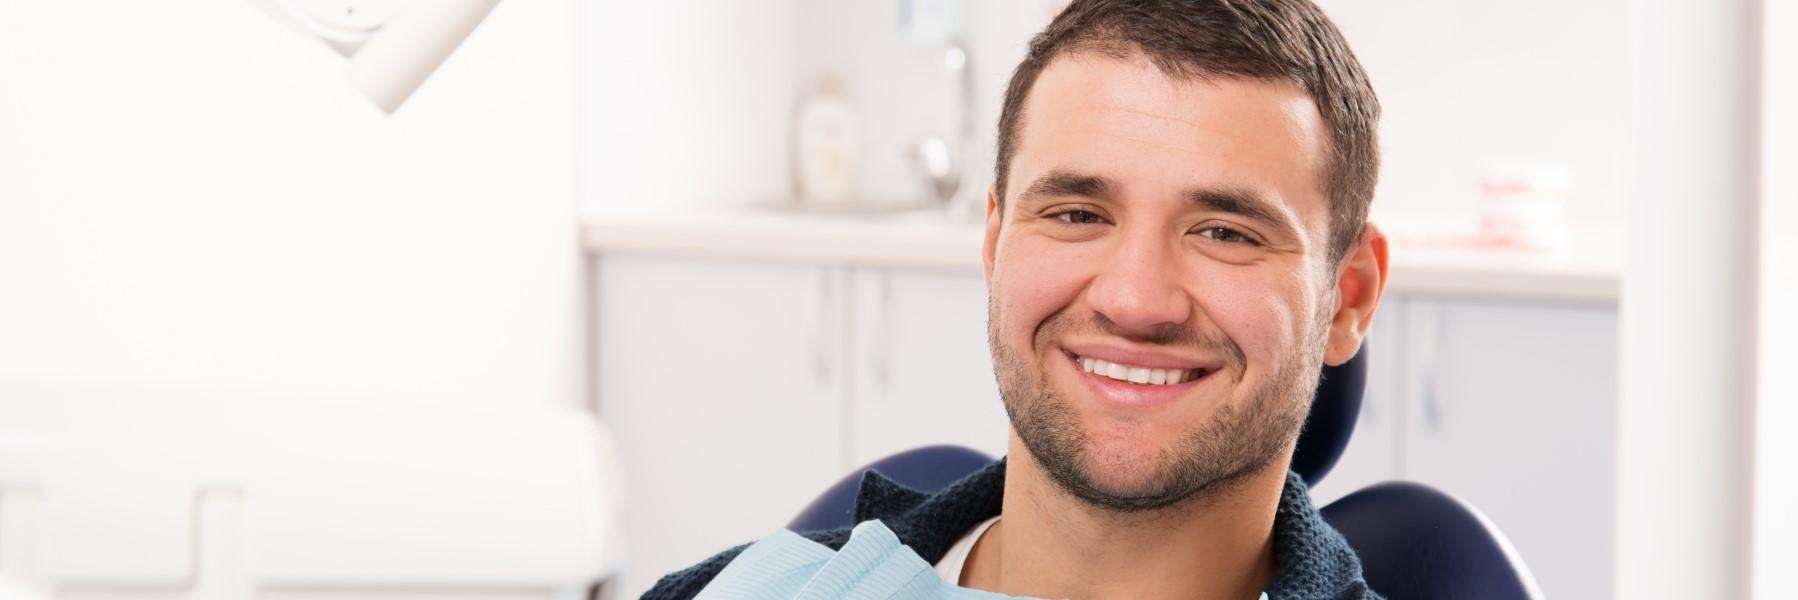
[{"xmin": 648, "ymin": 0, "xmax": 1387, "ymax": 597}]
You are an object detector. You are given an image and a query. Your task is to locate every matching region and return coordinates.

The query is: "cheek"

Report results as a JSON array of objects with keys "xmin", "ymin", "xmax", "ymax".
[
  {"xmin": 992, "ymin": 233, "xmax": 1095, "ymax": 345},
  {"xmin": 1189, "ymin": 262, "xmax": 1306, "ymax": 372}
]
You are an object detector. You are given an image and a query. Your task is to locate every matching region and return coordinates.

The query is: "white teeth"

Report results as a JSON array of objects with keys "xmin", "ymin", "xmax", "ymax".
[{"xmin": 1078, "ymin": 356, "xmax": 1197, "ymax": 386}]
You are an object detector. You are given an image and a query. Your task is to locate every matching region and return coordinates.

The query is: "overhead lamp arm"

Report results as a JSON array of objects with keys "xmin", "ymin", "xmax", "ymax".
[{"xmin": 253, "ymin": 0, "xmax": 501, "ymax": 114}]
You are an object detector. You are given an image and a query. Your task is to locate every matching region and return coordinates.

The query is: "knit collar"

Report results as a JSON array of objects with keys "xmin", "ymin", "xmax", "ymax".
[{"xmin": 850, "ymin": 458, "xmax": 1371, "ymax": 600}]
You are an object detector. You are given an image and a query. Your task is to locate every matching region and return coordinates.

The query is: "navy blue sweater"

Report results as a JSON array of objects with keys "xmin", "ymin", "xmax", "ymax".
[{"xmin": 643, "ymin": 459, "xmax": 1380, "ymax": 599}]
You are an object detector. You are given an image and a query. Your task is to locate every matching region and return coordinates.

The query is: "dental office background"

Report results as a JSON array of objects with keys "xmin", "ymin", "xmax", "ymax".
[{"xmin": 1, "ymin": 0, "xmax": 1792, "ymax": 599}]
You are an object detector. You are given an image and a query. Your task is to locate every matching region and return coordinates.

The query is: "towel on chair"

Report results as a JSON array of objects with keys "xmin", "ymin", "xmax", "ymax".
[{"xmin": 696, "ymin": 520, "xmax": 1025, "ymax": 599}]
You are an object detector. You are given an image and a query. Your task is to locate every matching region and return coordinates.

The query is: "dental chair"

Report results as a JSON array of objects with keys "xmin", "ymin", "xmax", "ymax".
[{"xmin": 787, "ymin": 349, "xmax": 1542, "ymax": 600}]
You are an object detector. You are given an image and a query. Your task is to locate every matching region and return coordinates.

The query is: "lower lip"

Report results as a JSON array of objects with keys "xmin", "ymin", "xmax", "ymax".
[{"xmin": 1066, "ymin": 353, "xmax": 1212, "ymax": 410}]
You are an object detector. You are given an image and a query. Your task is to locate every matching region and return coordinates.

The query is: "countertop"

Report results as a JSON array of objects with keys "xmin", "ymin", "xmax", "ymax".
[{"xmin": 582, "ymin": 208, "xmax": 1621, "ymax": 304}]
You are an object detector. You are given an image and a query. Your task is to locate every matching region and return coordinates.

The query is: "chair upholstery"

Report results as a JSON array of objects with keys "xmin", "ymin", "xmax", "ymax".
[
  {"xmin": 1321, "ymin": 482, "xmax": 1541, "ymax": 599},
  {"xmin": 1291, "ymin": 348, "xmax": 1366, "ymax": 486},
  {"xmin": 788, "ymin": 444, "xmax": 993, "ymax": 533}
]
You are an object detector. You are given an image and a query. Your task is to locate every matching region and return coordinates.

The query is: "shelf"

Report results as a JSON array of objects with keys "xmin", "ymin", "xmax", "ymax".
[{"xmin": 582, "ymin": 208, "xmax": 1621, "ymax": 304}]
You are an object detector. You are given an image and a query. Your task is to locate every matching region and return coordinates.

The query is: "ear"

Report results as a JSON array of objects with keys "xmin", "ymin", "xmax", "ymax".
[
  {"xmin": 982, "ymin": 189, "xmax": 1002, "ymax": 285},
  {"xmin": 1323, "ymin": 223, "xmax": 1389, "ymax": 366}
]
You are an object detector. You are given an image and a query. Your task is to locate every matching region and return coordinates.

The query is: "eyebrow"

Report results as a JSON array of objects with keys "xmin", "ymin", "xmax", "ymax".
[
  {"xmin": 1020, "ymin": 170, "xmax": 1114, "ymax": 200},
  {"xmin": 1186, "ymin": 188, "xmax": 1296, "ymax": 238}
]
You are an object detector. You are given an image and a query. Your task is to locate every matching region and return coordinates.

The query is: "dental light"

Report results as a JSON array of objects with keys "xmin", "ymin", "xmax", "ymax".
[{"xmin": 252, "ymin": 0, "xmax": 501, "ymax": 113}]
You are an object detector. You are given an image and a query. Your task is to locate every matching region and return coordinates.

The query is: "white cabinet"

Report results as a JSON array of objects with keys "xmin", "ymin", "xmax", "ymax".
[
  {"xmin": 593, "ymin": 254, "xmax": 848, "ymax": 597},
  {"xmin": 1399, "ymin": 300, "xmax": 1618, "ymax": 600},
  {"xmin": 847, "ymin": 268, "xmax": 1010, "ymax": 465},
  {"xmin": 1290, "ymin": 295, "xmax": 1618, "ymax": 598},
  {"xmin": 1315, "ymin": 296, "xmax": 1619, "ymax": 599},
  {"xmin": 594, "ymin": 258, "xmax": 1012, "ymax": 597}
]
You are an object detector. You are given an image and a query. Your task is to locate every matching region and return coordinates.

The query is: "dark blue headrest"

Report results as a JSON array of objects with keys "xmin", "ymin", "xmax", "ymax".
[
  {"xmin": 1291, "ymin": 347, "xmax": 1366, "ymax": 487},
  {"xmin": 1321, "ymin": 481, "xmax": 1540, "ymax": 599}
]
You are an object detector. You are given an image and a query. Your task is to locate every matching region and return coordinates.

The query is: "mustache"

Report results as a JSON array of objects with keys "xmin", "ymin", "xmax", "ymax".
[{"xmin": 1033, "ymin": 310, "xmax": 1247, "ymax": 372}]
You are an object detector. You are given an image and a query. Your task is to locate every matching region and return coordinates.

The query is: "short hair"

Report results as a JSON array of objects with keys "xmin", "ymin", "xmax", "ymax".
[{"xmin": 993, "ymin": 0, "xmax": 1380, "ymax": 262}]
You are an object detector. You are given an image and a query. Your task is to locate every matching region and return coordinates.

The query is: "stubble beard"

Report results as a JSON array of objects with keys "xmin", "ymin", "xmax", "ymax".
[{"xmin": 988, "ymin": 300, "xmax": 1326, "ymax": 514}]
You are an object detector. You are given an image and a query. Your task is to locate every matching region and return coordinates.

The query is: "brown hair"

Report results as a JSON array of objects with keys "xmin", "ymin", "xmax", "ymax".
[{"xmin": 994, "ymin": 0, "xmax": 1380, "ymax": 261}]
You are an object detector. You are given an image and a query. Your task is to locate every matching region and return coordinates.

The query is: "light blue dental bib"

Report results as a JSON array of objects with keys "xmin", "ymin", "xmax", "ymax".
[
  {"xmin": 696, "ymin": 520, "xmax": 1024, "ymax": 599},
  {"xmin": 695, "ymin": 520, "xmax": 1269, "ymax": 600}
]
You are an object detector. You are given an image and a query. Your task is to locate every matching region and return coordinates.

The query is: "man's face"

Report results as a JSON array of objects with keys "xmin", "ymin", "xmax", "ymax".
[{"xmin": 984, "ymin": 53, "xmax": 1342, "ymax": 511}]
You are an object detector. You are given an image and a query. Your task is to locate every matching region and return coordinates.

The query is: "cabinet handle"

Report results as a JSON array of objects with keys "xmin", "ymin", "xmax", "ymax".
[
  {"xmin": 807, "ymin": 270, "xmax": 833, "ymax": 389},
  {"xmin": 1415, "ymin": 303, "xmax": 1447, "ymax": 432},
  {"xmin": 1421, "ymin": 368, "xmax": 1441, "ymax": 431},
  {"xmin": 868, "ymin": 275, "xmax": 891, "ymax": 398}
]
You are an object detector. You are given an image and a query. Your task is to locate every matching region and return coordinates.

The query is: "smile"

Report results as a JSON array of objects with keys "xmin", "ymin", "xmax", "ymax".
[{"xmin": 1074, "ymin": 355, "xmax": 1206, "ymax": 386}]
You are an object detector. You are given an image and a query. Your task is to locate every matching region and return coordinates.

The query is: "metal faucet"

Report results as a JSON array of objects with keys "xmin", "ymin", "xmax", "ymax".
[{"xmin": 908, "ymin": 38, "xmax": 981, "ymax": 219}]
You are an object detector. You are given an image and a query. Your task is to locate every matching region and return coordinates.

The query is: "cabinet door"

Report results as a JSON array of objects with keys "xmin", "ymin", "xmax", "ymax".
[
  {"xmin": 848, "ymin": 268, "xmax": 1011, "ymax": 466},
  {"xmin": 1307, "ymin": 297, "xmax": 1405, "ymax": 505},
  {"xmin": 1401, "ymin": 300, "xmax": 1618, "ymax": 600},
  {"xmin": 594, "ymin": 254, "xmax": 846, "ymax": 597}
]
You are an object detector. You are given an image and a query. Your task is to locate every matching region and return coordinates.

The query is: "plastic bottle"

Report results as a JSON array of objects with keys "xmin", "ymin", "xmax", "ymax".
[{"xmin": 795, "ymin": 74, "xmax": 859, "ymax": 208}]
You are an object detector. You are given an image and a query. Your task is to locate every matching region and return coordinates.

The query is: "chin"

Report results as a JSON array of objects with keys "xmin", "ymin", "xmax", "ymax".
[{"xmin": 1072, "ymin": 416, "xmax": 1184, "ymax": 495}]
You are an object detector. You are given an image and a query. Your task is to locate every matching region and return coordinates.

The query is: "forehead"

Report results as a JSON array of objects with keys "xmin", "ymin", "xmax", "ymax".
[{"xmin": 1012, "ymin": 52, "xmax": 1331, "ymax": 230}]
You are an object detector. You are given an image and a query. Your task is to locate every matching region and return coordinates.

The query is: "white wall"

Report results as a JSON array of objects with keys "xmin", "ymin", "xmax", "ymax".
[
  {"xmin": 793, "ymin": 0, "xmax": 1056, "ymax": 207},
  {"xmin": 779, "ymin": 0, "xmax": 1632, "ymax": 222},
  {"xmin": 581, "ymin": 1, "xmax": 801, "ymax": 211},
  {"xmin": 1329, "ymin": 0, "xmax": 1631, "ymax": 226},
  {"xmin": 0, "ymin": 0, "xmax": 578, "ymax": 409},
  {"xmin": 1618, "ymin": 0, "xmax": 1758, "ymax": 596},
  {"xmin": 1755, "ymin": 1, "xmax": 1797, "ymax": 597}
]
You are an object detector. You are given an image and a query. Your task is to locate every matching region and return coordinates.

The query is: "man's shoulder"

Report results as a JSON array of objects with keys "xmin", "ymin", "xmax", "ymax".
[
  {"xmin": 638, "ymin": 528, "xmax": 850, "ymax": 600},
  {"xmin": 635, "ymin": 542, "xmax": 743, "ymax": 600},
  {"xmin": 639, "ymin": 462, "xmax": 1007, "ymax": 599}
]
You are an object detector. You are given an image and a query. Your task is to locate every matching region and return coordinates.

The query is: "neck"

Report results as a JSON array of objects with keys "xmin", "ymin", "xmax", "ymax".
[{"xmin": 959, "ymin": 436, "xmax": 1289, "ymax": 600}]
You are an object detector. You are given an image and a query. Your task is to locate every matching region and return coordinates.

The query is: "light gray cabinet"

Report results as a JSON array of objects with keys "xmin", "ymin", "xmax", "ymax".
[
  {"xmin": 594, "ymin": 258, "xmax": 1014, "ymax": 598},
  {"xmin": 847, "ymin": 268, "xmax": 1010, "ymax": 465},
  {"xmin": 1313, "ymin": 296, "xmax": 1619, "ymax": 599},
  {"xmin": 1399, "ymin": 299, "xmax": 1618, "ymax": 600},
  {"xmin": 593, "ymin": 254, "xmax": 848, "ymax": 597}
]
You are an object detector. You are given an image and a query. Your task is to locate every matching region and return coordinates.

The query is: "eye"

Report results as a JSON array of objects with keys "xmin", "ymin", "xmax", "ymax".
[
  {"xmin": 1196, "ymin": 226, "xmax": 1260, "ymax": 245},
  {"xmin": 1054, "ymin": 209, "xmax": 1106, "ymax": 225}
]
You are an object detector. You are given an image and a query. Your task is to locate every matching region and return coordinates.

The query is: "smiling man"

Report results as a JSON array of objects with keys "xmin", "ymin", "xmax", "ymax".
[{"xmin": 647, "ymin": 1, "xmax": 1386, "ymax": 598}]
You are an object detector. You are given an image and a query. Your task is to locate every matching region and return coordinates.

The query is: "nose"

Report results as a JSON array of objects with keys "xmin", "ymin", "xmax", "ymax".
[{"xmin": 1084, "ymin": 226, "xmax": 1194, "ymax": 336}]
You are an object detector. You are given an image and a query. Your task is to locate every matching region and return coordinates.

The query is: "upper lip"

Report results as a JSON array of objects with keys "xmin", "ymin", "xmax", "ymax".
[{"xmin": 1059, "ymin": 340, "xmax": 1222, "ymax": 372}]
